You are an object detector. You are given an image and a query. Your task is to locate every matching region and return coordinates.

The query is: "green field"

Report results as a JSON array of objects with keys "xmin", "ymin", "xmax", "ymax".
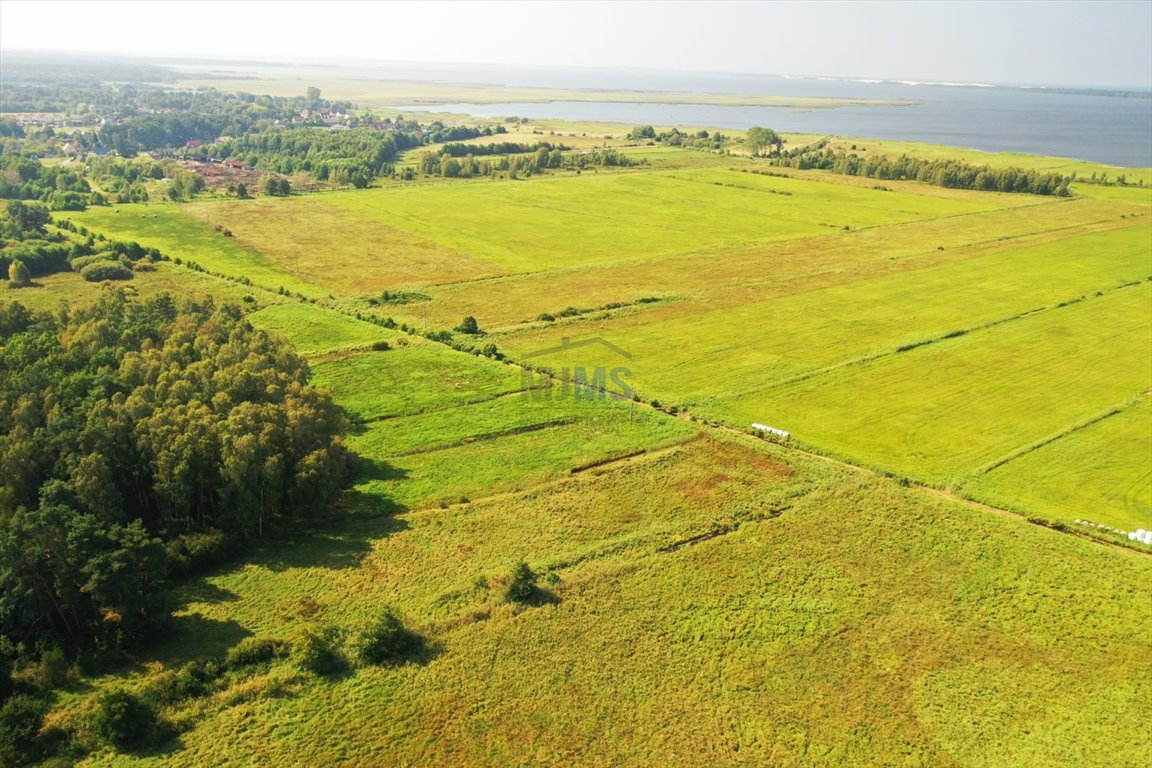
[
  {"xmin": 753, "ymin": 283, "xmax": 1152, "ymax": 483},
  {"xmin": 246, "ymin": 302, "xmax": 396, "ymax": 355},
  {"xmin": 72, "ymin": 437, "xmax": 1152, "ymax": 768},
  {"xmin": 963, "ymin": 396, "xmax": 1152, "ymax": 530},
  {"xmin": 16, "ymin": 134, "xmax": 1152, "ymax": 767}
]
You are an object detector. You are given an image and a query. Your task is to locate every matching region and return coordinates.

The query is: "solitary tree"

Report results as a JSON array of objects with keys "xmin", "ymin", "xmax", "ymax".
[
  {"xmin": 456, "ymin": 315, "xmax": 480, "ymax": 334},
  {"xmin": 745, "ymin": 126, "xmax": 782, "ymax": 157},
  {"xmin": 8, "ymin": 259, "xmax": 31, "ymax": 286},
  {"xmin": 505, "ymin": 561, "xmax": 537, "ymax": 603}
]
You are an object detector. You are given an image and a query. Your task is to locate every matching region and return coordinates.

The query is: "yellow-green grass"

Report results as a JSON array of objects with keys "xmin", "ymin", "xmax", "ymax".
[
  {"xmin": 311, "ymin": 169, "xmax": 1018, "ymax": 274},
  {"xmin": 353, "ymin": 391, "xmax": 646, "ymax": 456},
  {"xmin": 407, "ymin": 195, "xmax": 1140, "ymax": 330},
  {"xmin": 74, "ymin": 437, "xmax": 1152, "ymax": 767},
  {"xmin": 245, "ymin": 302, "xmax": 395, "ymax": 356},
  {"xmin": 178, "ymin": 197, "xmax": 505, "ymax": 293},
  {"xmin": 309, "ymin": 344, "xmax": 524, "ymax": 422},
  {"xmin": 0, "ymin": 261, "xmax": 282, "ymax": 314},
  {"xmin": 352, "ymin": 403, "xmax": 698, "ymax": 510},
  {"xmin": 66, "ymin": 203, "xmax": 324, "ymax": 297},
  {"xmin": 748, "ymin": 284, "xmax": 1152, "ymax": 484},
  {"xmin": 962, "ymin": 397, "xmax": 1152, "ymax": 531},
  {"xmin": 499, "ymin": 224, "xmax": 1152, "ymax": 409}
]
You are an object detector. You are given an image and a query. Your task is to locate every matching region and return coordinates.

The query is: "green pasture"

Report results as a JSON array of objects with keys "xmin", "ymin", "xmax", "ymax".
[
  {"xmin": 500, "ymin": 224, "xmax": 1151, "ymax": 410},
  {"xmin": 66, "ymin": 203, "xmax": 324, "ymax": 297},
  {"xmin": 963, "ymin": 396, "xmax": 1152, "ymax": 531},
  {"xmin": 309, "ymin": 168, "xmax": 1007, "ymax": 272},
  {"xmin": 352, "ymin": 406, "xmax": 697, "ymax": 510},
  {"xmin": 412, "ymin": 195, "xmax": 1137, "ymax": 330},
  {"xmin": 752, "ymin": 283, "xmax": 1152, "ymax": 484},
  {"xmin": 0, "ymin": 260, "xmax": 284, "ymax": 314},
  {"xmin": 75, "ymin": 437, "xmax": 1152, "ymax": 768},
  {"xmin": 246, "ymin": 302, "xmax": 395, "ymax": 356},
  {"xmin": 309, "ymin": 344, "xmax": 524, "ymax": 422}
]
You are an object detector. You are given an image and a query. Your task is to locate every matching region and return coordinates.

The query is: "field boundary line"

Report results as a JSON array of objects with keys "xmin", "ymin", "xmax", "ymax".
[
  {"xmin": 400, "ymin": 436, "xmax": 700, "ymax": 514},
  {"xmin": 752, "ymin": 278, "xmax": 1150, "ymax": 394},
  {"xmin": 968, "ymin": 391, "xmax": 1152, "ymax": 477},
  {"xmin": 387, "ymin": 417, "xmax": 578, "ymax": 457},
  {"xmin": 353, "ymin": 387, "xmax": 532, "ymax": 425}
]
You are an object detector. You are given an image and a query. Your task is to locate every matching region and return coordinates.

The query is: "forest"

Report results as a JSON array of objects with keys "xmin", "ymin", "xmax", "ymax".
[{"xmin": 0, "ymin": 292, "xmax": 352, "ymax": 668}]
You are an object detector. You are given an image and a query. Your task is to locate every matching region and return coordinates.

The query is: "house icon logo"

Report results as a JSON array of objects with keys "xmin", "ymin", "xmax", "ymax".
[{"xmin": 519, "ymin": 337, "xmax": 634, "ymax": 401}]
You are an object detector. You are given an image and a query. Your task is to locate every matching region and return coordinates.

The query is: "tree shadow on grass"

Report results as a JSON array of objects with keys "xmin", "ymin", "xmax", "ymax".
[
  {"xmin": 526, "ymin": 587, "xmax": 562, "ymax": 608},
  {"xmin": 149, "ymin": 614, "xmax": 253, "ymax": 668},
  {"xmin": 209, "ymin": 456, "xmax": 411, "ymax": 574},
  {"xmin": 173, "ymin": 578, "xmax": 240, "ymax": 608}
]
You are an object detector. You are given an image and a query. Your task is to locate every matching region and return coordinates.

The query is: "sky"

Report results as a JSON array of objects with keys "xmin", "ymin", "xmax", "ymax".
[{"xmin": 1, "ymin": 0, "xmax": 1150, "ymax": 89}]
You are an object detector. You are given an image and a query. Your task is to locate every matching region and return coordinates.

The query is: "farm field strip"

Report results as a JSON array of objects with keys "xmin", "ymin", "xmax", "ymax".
[
  {"xmin": 349, "ymin": 406, "xmax": 699, "ymax": 511},
  {"xmin": 961, "ymin": 396, "xmax": 1152, "ymax": 531},
  {"xmin": 311, "ymin": 169, "xmax": 1010, "ymax": 272},
  {"xmin": 733, "ymin": 283, "xmax": 1152, "ymax": 485},
  {"xmin": 67, "ymin": 204, "xmax": 326, "ymax": 297},
  {"xmin": 182, "ymin": 198, "xmax": 508, "ymax": 292},
  {"xmin": 408, "ymin": 197, "xmax": 1142, "ymax": 329},
  {"xmin": 309, "ymin": 344, "xmax": 525, "ymax": 422},
  {"xmin": 498, "ymin": 227, "xmax": 1151, "ymax": 400},
  {"xmin": 246, "ymin": 302, "xmax": 397, "ymax": 355},
  {"xmin": 352, "ymin": 393, "xmax": 652, "ymax": 457}
]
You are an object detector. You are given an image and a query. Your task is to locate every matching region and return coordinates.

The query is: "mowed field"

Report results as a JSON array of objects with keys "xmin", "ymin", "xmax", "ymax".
[{"xmin": 65, "ymin": 150, "xmax": 1152, "ymax": 533}]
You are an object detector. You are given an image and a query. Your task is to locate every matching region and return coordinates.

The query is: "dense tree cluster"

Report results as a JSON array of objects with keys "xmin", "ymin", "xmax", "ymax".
[
  {"xmin": 204, "ymin": 128, "xmax": 419, "ymax": 187},
  {"xmin": 744, "ymin": 126, "xmax": 783, "ymax": 157},
  {"xmin": 1, "ymin": 202, "xmax": 154, "ymax": 284},
  {"xmin": 415, "ymin": 144, "xmax": 638, "ymax": 179},
  {"xmin": 202, "ymin": 123, "xmax": 509, "ymax": 187},
  {"xmin": 0, "ymin": 155, "xmax": 103, "ymax": 210},
  {"xmin": 628, "ymin": 125, "xmax": 728, "ymax": 150},
  {"xmin": 767, "ymin": 146, "xmax": 1072, "ymax": 195},
  {"xmin": 0, "ymin": 293, "xmax": 352, "ymax": 661}
]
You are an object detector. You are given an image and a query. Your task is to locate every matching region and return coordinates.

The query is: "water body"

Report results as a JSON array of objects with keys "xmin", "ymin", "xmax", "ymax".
[
  {"xmin": 173, "ymin": 59, "xmax": 1152, "ymax": 166},
  {"xmin": 399, "ymin": 89, "xmax": 1151, "ymax": 167}
]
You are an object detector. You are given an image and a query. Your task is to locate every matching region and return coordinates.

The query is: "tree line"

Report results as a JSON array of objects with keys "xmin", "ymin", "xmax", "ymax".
[
  {"xmin": 765, "ymin": 144, "xmax": 1072, "ymax": 195},
  {"xmin": 414, "ymin": 145, "xmax": 639, "ymax": 179}
]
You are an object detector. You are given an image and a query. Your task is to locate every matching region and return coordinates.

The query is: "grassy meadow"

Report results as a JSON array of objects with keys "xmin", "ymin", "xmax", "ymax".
[{"xmin": 12, "ymin": 132, "xmax": 1151, "ymax": 766}]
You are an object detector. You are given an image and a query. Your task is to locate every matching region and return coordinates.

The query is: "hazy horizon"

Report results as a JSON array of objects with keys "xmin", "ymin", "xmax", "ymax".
[{"xmin": 2, "ymin": 0, "xmax": 1150, "ymax": 90}]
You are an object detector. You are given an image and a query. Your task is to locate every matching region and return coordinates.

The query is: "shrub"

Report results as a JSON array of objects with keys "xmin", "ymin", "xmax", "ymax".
[
  {"xmin": 140, "ymin": 662, "xmax": 222, "ymax": 707},
  {"xmin": 92, "ymin": 690, "xmax": 161, "ymax": 751},
  {"xmin": 226, "ymin": 637, "xmax": 289, "ymax": 669},
  {"xmin": 0, "ymin": 695, "xmax": 48, "ymax": 766},
  {"xmin": 291, "ymin": 628, "xmax": 345, "ymax": 676},
  {"xmin": 370, "ymin": 340, "xmax": 391, "ymax": 351},
  {"xmin": 37, "ymin": 648, "xmax": 70, "ymax": 689},
  {"xmin": 505, "ymin": 561, "xmax": 537, "ymax": 603},
  {"xmin": 455, "ymin": 315, "xmax": 480, "ymax": 334},
  {"xmin": 164, "ymin": 529, "xmax": 237, "ymax": 578},
  {"xmin": 79, "ymin": 261, "xmax": 132, "ymax": 282},
  {"xmin": 358, "ymin": 607, "xmax": 424, "ymax": 666}
]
